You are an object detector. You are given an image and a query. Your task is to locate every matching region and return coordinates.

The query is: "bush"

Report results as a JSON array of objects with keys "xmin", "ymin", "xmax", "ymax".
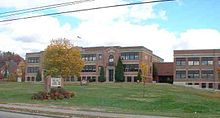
[{"xmin": 31, "ymin": 87, "xmax": 75, "ymax": 100}]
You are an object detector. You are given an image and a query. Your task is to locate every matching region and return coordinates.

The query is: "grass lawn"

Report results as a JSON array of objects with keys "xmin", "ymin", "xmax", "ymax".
[{"xmin": 1, "ymin": 82, "xmax": 220, "ymax": 118}]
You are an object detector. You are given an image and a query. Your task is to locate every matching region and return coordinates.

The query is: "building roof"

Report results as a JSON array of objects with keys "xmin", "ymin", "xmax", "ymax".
[
  {"xmin": 174, "ymin": 49, "xmax": 220, "ymax": 54},
  {"xmin": 80, "ymin": 46, "xmax": 153, "ymax": 53},
  {"xmin": 154, "ymin": 62, "xmax": 173, "ymax": 76}
]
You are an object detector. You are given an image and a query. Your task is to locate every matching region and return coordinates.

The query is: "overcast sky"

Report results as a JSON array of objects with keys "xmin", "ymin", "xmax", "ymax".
[{"xmin": 0, "ymin": 0, "xmax": 220, "ymax": 62}]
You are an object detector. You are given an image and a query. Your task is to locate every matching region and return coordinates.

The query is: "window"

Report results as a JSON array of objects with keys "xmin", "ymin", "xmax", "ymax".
[
  {"xmin": 82, "ymin": 65, "xmax": 96, "ymax": 72},
  {"xmin": 201, "ymin": 70, "xmax": 214, "ymax": 79},
  {"xmin": 124, "ymin": 64, "xmax": 139, "ymax": 72},
  {"xmin": 27, "ymin": 77, "xmax": 30, "ymax": 81},
  {"xmin": 81, "ymin": 54, "xmax": 96, "ymax": 61},
  {"xmin": 27, "ymin": 67, "xmax": 39, "ymax": 73},
  {"xmin": 195, "ymin": 83, "xmax": 199, "ymax": 85},
  {"xmin": 218, "ymin": 57, "xmax": 220, "ymax": 65},
  {"xmin": 176, "ymin": 58, "xmax": 186, "ymax": 66},
  {"xmin": 208, "ymin": 83, "xmax": 213, "ymax": 88},
  {"xmin": 188, "ymin": 58, "xmax": 200, "ymax": 66},
  {"xmin": 121, "ymin": 52, "xmax": 139, "ymax": 60},
  {"xmin": 27, "ymin": 57, "xmax": 40, "ymax": 63},
  {"xmin": 77, "ymin": 77, "xmax": 81, "ymax": 81},
  {"xmin": 202, "ymin": 83, "xmax": 206, "ymax": 88},
  {"xmin": 134, "ymin": 76, "xmax": 138, "ymax": 82},
  {"xmin": 98, "ymin": 54, "xmax": 102, "ymax": 60},
  {"xmin": 108, "ymin": 55, "xmax": 114, "ymax": 66},
  {"xmin": 176, "ymin": 70, "xmax": 186, "ymax": 79},
  {"xmin": 188, "ymin": 70, "xmax": 200, "ymax": 79},
  {"xmin": 201, "ymin": 57, "xmax": 213, "ymax": 65},
  {"xmin": 127, "ymin": 76, "xmax": 132, "ymax": 82}
]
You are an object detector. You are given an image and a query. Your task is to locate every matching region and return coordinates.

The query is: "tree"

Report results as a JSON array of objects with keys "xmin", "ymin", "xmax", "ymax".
[
  {"xmin": 36, "ymin": 71, "xmax": 42, "ymax": 82},
  {"xmin": 98, "ymin": 66, "xmax": 106, "ymax": 82},
  {"xmin": 17, "ymin": 60, "xmax": 26, "ymax": 82},
  {"xmin": 3, "ymin": 62, "xmax": 8, "ymax": 79},
  {"xmin": 137, "ymin": 69, "xmax": 142, "ymax": 82},
  {"xmin": 8, "ymin": 73, "xmax": 16, "ymax": 82},
  {"xmin": 115, "ymin": 57, "xmax": 124, "ymax": 82},
  {"xmin": 44, "ymin": 38, "xmax": 84, "ymax": 79},
  {"xmin": 153, "ymin": 63, "xmax": 158, "ymax": 82},
  {"xmin": 140, "ymin": 62, "xmax": 149, "ymax": 97}
]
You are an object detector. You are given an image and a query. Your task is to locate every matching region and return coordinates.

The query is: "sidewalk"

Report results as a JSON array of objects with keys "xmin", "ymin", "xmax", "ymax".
[{"xmin": 0, "ymin": 103, "xmax": 172, "ymax": 118}]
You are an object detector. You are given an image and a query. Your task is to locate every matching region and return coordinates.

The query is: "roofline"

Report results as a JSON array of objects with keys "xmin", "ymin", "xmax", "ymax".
[
  {"xmin": 174, "ymin": 49, "xmax": 220, "ymax": 52},
  {"xmin": 81, "ymin": 46, "xmax": 152, "ymax": 52}
]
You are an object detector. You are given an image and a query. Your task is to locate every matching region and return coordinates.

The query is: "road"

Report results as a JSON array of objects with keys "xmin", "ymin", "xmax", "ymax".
[
  {"xmin": 0, "ymin": 103, "xmax": 172, "ymax": 118},
  {"xmin": 0, "ymin": 111, "xmax": 53, "ymax": 118}
]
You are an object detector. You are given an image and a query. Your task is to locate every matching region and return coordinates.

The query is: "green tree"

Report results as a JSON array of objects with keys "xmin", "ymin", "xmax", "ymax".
[
  {"xmin": 137, "ymin": 69, "xmax": 142, "ymax": 82},
  {"xmin": 36, "ymin": 71, "xmax": 42, "ymax": 82},
  {"xmin": 98, "ymin": 66, "xmax": 106, "ymax": 82},
  {"xmin": 115, "ymin": 57, "xmax": 124, "ymax": 82},
  {"xmin": 153, "ymin": 63, "xmax": 158, "ymax": 81},
  {"xmin": 44, "ymin": 38, "xmax": 84, "ymax": 79}
]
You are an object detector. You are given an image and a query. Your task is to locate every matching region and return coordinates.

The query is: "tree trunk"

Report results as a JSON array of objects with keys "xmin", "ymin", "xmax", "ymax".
[{"xmin": 142, "ymin": 79, "xmax": 146, "ymax": 98}]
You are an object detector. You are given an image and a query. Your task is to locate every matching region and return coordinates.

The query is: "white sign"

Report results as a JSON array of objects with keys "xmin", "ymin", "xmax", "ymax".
[{"xmin": 51, "ymin": 78, "xmax": 61, "ymax": 87}]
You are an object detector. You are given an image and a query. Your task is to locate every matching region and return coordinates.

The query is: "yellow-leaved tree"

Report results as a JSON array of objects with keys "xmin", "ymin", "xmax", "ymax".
[
  {"xmin": 17, "ymin": 60, "xmax": 26, "ymax": 82},
  {"xmin": 44, "ymin": 38, "xmax": 84, "ymax": 79},
  {"xmin": 140, "ymin": 62, "xmax": 149, "ymax": 97}
]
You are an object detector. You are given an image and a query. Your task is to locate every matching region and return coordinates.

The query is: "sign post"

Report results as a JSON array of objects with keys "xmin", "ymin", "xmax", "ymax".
[{"xmin": 44, "ymin": 76, "xmax": 63, "ymax": 92}]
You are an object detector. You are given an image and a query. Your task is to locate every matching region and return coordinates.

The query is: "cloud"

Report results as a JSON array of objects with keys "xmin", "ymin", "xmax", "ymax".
[
  {"xmin": 0, "ymin": 15, "xmax": 75, "ymax": 57},
  {"xmin": 175, "ymin": 29, "xmax": 220, "ymax": 50},
  {"xmin": 0, "ymin": 0, "xmax": 220, "ymax": 62}
]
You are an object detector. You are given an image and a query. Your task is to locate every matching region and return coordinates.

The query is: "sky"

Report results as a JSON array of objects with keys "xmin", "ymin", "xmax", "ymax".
[{"xmin": 0, "ymin": 0, "xmax": 220, "ymax": 62}]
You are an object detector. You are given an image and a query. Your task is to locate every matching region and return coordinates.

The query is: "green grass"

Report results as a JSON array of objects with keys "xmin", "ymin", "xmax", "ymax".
[{"xmin": 1, "ymin": 82, "xmax": 220, "ymax": 118}]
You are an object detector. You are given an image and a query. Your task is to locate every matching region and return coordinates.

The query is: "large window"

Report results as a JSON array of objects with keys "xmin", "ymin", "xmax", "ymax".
[
  {"xmin": 27, "ymin": 67, "xmax": 39, "ymax": 73},
  {"xmin": 176, "ymin": 58, "xmax": 186, "ymax": 66},
  {"xmin": 201, "ymin": 70, "xmax": 214, "ymax": 79},
  {"xmin": 108, "ymin": 55, "xmax": 114, "ymax": 66},
  {"xmin": 188, "ymin": 70, "xmax": 200, "ymax": 79},
  {"xmin": 176, "ymin": 70, "xmax": 186, "ymax": 79},
  {"xmin": 201, "ymin": 57, "xmax": 213, "ymax": 65},
  {"xmin": 124, "ymin": 64, "xmax": 139, "ymax": 72},
  {"xmin": 188, "ymin": 58, "xmax": 200, "ymax": 66},
  {"xmin": 27, "ymin": 57, "xmax": 40, "ymax": 63},
  {"xmin": 82, "ymin": 65, "xmax": 96, "ymax": 72},
  {"xmin": 81, "ymin": 54, "xmax": 96, "ymax": 61},
  {"xmin": 218, "ymin": 57, "xmax": 220, "ymax": 65},
  {"xmin": 98, "ymin": 54, "xmax": 102, "ymax": 60},
  {"xmin": 121, "ymin": 52, "xmax": 139, "ymax": 60}
]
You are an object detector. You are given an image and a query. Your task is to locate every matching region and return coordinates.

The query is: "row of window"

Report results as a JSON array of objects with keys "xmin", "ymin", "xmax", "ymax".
[
  {"xmin": 27, "ymin": 57, "xmax": 40, "ymax": 63},
  {"xmin": 176, "ymin": 70, "xmax": 214, "ymax": 79},
  {"xmin": 176, "ymin": 57, "xmax": 215, "ymax": 66},
  {"xmin": 82, "ymin": 65, "xmax": 96, "ymax": 72},
  {"xmin": 81, "ymin": 52, "xmax": 140, "ymax": 62},
  {"xmin": 81, "ymin": 54, "xmax": 97, "ymax": 61},
  {"xmin": 124, "ymin": 64, "xmax": 139, "ymax": 72},
  {"xmin": 81, "ymin": 64, "xmax": 140, "ymax": 72},
  {"xmin": 27, "ymin": 67, "xmax": 39, "ymax": 73},
  {"xmin": 186, "ymin": 83, "xmax": 214, "ymax": 88},
  {"xmin": 121, "ymin": 52, "xmax": 139, "ymax": 60}
]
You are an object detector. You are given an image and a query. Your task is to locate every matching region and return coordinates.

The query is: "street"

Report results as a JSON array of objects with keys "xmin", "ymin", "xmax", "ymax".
[{"xmin": 0, "ymin": 111, "xmax": 53, "ymax": 118}]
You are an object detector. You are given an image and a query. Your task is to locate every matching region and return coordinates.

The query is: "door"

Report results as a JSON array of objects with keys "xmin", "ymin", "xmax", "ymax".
[{"xmin": 109, "ymin": 69, "xmax": 114, "ymax": 82}]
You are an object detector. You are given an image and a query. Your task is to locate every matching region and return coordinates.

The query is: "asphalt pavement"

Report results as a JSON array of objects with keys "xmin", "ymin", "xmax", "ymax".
[
  {"xmin": 0, "ymin": 103, "xmax": 173, "ymax": 118},
  {"xmin": 0, "ymin": 111, "xmax": 53, "ymax": 118}
]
